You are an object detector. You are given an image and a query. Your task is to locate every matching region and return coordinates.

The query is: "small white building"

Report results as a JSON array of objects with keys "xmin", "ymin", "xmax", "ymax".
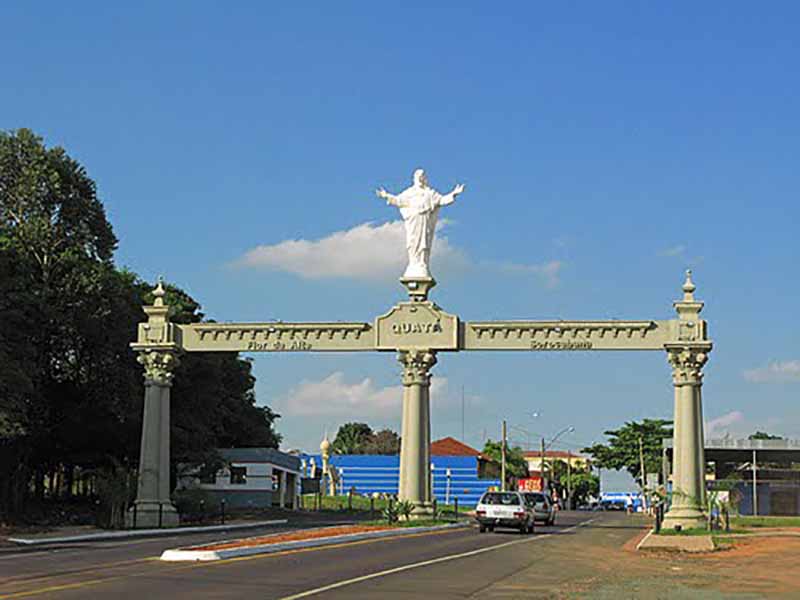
[{"xmin": 188, "ymin": 448, "xmax": 302, "ymax": 510}]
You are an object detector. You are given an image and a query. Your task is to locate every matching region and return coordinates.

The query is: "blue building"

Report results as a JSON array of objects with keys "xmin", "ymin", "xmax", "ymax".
[{"xmin": 305, "ymin": 437, "xmax": 500, "ymax": 506}]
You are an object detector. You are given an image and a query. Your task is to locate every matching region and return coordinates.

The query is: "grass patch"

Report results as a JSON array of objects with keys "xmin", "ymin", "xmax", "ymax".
[
  {"xmin": 731, "ymin": 516, "xmax": 800, "ymax": 528},
  {"xmin": 361, "ymin": 518, "xmax": 459, "ymax": 528},
  {"xmin": 655, "ymin": 528, "xmax": 711, "ymax": 536},
  {"xmin": 299, "ymin": 494, "xmax": 473, "ymax": 514}
]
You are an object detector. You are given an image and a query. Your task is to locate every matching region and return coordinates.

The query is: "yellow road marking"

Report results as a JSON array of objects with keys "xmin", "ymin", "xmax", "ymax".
[
  {"xmin": 0, "ymin": 557, "xmax": 154, "ymax": 588},
  {"xmin": 0, "ymin": 526, "xmax": 465, "ymax": 599}
]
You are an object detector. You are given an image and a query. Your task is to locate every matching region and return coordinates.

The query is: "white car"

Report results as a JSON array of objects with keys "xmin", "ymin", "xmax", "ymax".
[
  {"xmin": 475, "ymin": 491, "xmax": 535, "ymax": 534},
  {"xmin": 522, "ymin": 492, "xmax": 556, "ymax": 526}
]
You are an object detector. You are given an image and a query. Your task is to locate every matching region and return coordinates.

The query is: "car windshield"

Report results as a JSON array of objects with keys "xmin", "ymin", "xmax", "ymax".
[
  {"xmin": 528, "ymin": 493, "xmax": 546, "ymax": 503},
  {"xmin": 481, "ymin": 492, "xmax": 520, "ymax": 506}
]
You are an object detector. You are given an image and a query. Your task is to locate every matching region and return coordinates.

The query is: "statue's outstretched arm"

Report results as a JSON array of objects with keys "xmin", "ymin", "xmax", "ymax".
[
  {"xmin": 376, "ymin": 187, "xmax": 405, "ymax": 207},
  {"xmin": 440, "ymin": 183, "xmax": 465, "ymax": 206}
]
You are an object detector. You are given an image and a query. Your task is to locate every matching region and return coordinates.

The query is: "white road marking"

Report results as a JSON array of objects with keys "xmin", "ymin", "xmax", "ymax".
[{"xmin": 279, "ymin": 518, "xmax": 597, "ymax": 600}]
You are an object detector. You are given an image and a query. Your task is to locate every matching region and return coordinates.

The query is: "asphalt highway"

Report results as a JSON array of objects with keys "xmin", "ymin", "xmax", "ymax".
[{"xmin": 0, "ymin": 511, "xmax": 642, "ymax": 599}]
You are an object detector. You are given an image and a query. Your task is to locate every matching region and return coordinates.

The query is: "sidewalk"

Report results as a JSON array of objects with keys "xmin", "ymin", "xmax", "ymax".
[{"xmin": 5, "ymin": 518, "xmax": 288, "ymax": 546}]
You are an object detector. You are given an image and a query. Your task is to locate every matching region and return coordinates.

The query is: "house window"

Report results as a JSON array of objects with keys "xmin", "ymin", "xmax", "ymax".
[{"xmin": 230, "ymin": 466, "xmax": 247, "ymax": 485}]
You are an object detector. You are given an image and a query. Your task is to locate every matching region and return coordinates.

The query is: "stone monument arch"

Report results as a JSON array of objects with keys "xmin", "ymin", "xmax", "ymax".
[{"xmin": 129, "ymin": 169, "xmax": 712, "ymax": 530}]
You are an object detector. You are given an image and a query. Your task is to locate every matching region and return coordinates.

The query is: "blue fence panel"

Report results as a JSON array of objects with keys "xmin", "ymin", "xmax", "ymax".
[{"xmin": 303, "ymin": 454, "xmax": 499, "ymax": 506}]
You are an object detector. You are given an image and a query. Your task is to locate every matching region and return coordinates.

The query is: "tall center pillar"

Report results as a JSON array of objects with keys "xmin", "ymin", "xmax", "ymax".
[{"xmin": 398, "ymin": 348, "xmax": 437, "ymax": 516}]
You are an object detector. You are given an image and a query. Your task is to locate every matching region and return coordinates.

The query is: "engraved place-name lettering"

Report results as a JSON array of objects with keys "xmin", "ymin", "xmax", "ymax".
[
  {"xmin": 246, "ymin": 341, "xmax": 313, "ymax": 352},
  {"xmin": 391, "ymin": 321, "xmax": 443, "ymax": 335},
  {"xmin": 531, "ymin": 340, "xmax": 593, "ymax": 351}
]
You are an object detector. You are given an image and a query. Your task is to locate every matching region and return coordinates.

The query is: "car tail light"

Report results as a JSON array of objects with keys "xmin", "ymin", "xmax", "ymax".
[
  {"xmin": 513, "ymin": 511, "xmax": 525, "ymax": 519},
  {"xmin": 476, "ymin": 510, "xmax": 486, "ymax": 517}
]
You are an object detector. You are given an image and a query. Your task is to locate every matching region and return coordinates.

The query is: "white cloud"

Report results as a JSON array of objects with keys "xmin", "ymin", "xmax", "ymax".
[
  {"xmin": 235, "ymin": 220, "xmax": 561, "ymax": 286},
  {"xmin": 235, "ymin": 220, "xmax": 466, "ymax": 282},
  {"xmin": 659, "ymin": 245, "xmax": 686, "ymax": 257},
  {"xmin": 706, "ymin": 411, "xmax": 745, "ymax": 438},
  {"xmin": 282, "ymin": 371, "xmax": 449, "ymax": 417},
  {"xmin": 743, "ymin": 360, "xmax": 800, "ymax": 384}
]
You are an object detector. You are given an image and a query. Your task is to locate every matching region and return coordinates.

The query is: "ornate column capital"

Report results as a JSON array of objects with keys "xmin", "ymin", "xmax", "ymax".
[
  {"xmin": 137, "ymin": 349, "xmax": 180, "ymax": 386},
  {"xmin": 667, "ymin": 346, "xmax": 709, "ymax": 386},
  {"xmin": 398, "ymin": 349, "xmax": 437, "ymax": 386}
]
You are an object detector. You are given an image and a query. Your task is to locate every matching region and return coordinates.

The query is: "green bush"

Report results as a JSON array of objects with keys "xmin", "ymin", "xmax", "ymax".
[{"xmin": 173, "ymin": 487, "xmax": 216, "ymax": 523}]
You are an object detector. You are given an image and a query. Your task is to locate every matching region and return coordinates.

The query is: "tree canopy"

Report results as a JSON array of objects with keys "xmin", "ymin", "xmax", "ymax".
[
  {"xmin": 582, "ymin": 418, "xmax": 673, "ymax": 484},
  {"xmin": 482, "ymin": 439, "xmax": 528, "ymax": 480},
  {"xmin": 749, "ymin": 431, "xmax": 783, "ymax": 440},
  {"xmin": 0, "ymin": 129, "xmax": 281, "ymax": 520},
  {"xmin": 331, "ymin": 423, "xmax": 401, "ymax": 455}
]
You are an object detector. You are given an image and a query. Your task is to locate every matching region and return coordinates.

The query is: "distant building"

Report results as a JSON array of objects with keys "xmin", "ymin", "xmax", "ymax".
[
  {"xmin": 183, "ymin": 447, "xmax": 302, "ymax": 510},
  {"xmin": 663, "ymin": 437, "xmax": 800, "ymax": 516},
  {"xmin": 523, "ymin": 450, "xmax": 590, "ymax": 475},
  {"xmin": 303, "ymin": 436, "xmax": 501, "ymax": 505}
]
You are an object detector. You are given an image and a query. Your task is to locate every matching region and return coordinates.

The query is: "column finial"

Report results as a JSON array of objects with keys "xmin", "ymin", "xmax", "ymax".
[
  {"xmin": 153, "ymin": 276, "xmax": 167, "ymax": 307},
  {"xmin": 682, "ymin": 269, "xmax": 696, "ymax": 302}
]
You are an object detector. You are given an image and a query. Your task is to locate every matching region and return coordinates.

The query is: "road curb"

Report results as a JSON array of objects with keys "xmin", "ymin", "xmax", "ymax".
[
  {"xmin": 160, "ymin": 522, "xmax": 470, "ymax": 562},
  {"xmin": 7, "ymin": 519, "xmax": 289, "ymax": 546}
]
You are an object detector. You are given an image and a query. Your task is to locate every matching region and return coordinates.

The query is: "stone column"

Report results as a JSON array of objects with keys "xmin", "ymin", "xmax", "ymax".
[
  {"xmin": 663, "ymin": 346, "xmax": 709, "ymax": 530},
  {"xmin": 398, "ymin": 349, "xmax": 437, "ymax": 516},
  {"xmin": 129, "ymin": 349, "xmax": 180, "ymax": 528}
]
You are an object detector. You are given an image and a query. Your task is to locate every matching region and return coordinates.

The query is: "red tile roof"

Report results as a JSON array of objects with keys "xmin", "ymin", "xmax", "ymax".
[{"xmin": 430, "ymin": 437, "xmax": 482, "ymax": 457}]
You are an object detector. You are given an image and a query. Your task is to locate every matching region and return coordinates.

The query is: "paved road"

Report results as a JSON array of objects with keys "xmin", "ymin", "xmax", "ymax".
[{"xmin": 0, "ymin": 511, "xmax": 641, "ymax": 599}]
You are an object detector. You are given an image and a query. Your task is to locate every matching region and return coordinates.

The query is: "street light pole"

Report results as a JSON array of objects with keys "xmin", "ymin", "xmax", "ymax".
[
  {"xmin": 567, "ymin": 450, "xmax": 572, "ymax": 510},
  {"xmin": 501, "ymin": 420, "xmax": 507, "ymax": 492}
]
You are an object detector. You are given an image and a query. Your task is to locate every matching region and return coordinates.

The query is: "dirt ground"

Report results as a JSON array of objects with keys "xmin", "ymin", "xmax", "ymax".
[{"xmin": 567, "ymin": 525, "xmax": 800, "ymax": 599}]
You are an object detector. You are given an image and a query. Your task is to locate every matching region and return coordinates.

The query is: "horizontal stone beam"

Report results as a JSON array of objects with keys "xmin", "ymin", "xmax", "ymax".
[
  {"xmin": 177, "ymin": 322, "xmax": 375, "ymax": 352},
  {"xmin": 132, "ymin": 316, "xmax": 709, "ymax": 354},
  {"xmin": 461, "ymin": 320, "xmax": 698, "ymax": 351}
]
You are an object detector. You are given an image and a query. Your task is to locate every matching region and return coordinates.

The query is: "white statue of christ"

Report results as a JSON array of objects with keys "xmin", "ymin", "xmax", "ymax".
[{"xmin": 376, "ymin": 169, "xmax": 465, "ymax": 279}]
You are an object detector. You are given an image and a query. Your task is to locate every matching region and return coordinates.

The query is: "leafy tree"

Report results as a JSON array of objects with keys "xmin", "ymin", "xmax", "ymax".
[
  {"xmin": 365, "ymin": 428, "xmax": 401, "ymax": 454},
  {"xmin": 549, "ymin": 460, "xmax": 600, "ymax": 506},
  {"xmin": 582, "ymin": 418, "xmax": 673, "ymax": 484},
  {"xmin": 482, "ymin": 439, "xmax": 528, "ymax": 481},
  {"xmin": 0, "ymin": 129, "xmax": 282, "ymax": 520},
  {"xmin": 749, "ymin": 431, "xmax": 782, "ymax": 440},
  {"xmin": 332, "ymin": 422, "xmax": 374, "ymax": 454}
]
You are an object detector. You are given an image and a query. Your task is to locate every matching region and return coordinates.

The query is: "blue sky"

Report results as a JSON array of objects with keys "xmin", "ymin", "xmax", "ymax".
[{"xmin": 3, "ymin": 2, "xmax": 798, "ymax": 457}]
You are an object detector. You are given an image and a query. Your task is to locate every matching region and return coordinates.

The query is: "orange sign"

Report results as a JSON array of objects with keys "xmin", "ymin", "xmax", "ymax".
[{"xmin": 517, "ymin": 477, "xmax": 543, "ymax": 492}]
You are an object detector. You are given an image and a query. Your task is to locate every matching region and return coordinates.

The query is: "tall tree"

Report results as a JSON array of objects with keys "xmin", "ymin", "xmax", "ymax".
[
  {"xmin": 482, "ymin": 439, "xmax": 528, "ymax": 479},
  {"xmin": 332, "ymin": 423, "xmax": 374, "ymax": 454},
  {"xmin": 0, "ymin": 129, "xmax": 282, "ymax": 519},
  {"xmin": 365, "ymin": 429, "xmax": 401, "ymax": 455},
  {"xmin": 582, "ymin": 418, "xmax": 673, "ymax": 483}
]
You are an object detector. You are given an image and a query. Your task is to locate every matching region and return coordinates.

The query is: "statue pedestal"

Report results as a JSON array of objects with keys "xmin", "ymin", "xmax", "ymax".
[{"xmin": 400, "ymin": 277, "xmax": 436, "ymax": 302}]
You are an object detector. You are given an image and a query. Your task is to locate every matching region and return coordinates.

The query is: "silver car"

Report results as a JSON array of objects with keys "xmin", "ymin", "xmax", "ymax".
[
  {"xmin": 522, "ymin": 492, "xmax": 556, "ymax": 526},
  {"xmin": 475, "ymin": 491, "xmax": 535, "ymax": 534}
]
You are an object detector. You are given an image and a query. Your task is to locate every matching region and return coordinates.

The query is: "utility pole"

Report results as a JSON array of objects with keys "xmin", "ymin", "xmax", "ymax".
[
  {"xmin": 540, "ymin": 437, "xmax": 546, "ymax": 492},
  {"xmin": 567, "ymin": 450, "xmax": 572, "ymax": 510},
  {"xmin": 501, "ymin": 420, "xmax": 507, "ymax": 491},
  {"xmin": 639, "ymin": 436, "xmax": 648, "ymax": 511},
  {"xmin": 752, "ymin": 450, "xmax": 758, "ymax": 517}
]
